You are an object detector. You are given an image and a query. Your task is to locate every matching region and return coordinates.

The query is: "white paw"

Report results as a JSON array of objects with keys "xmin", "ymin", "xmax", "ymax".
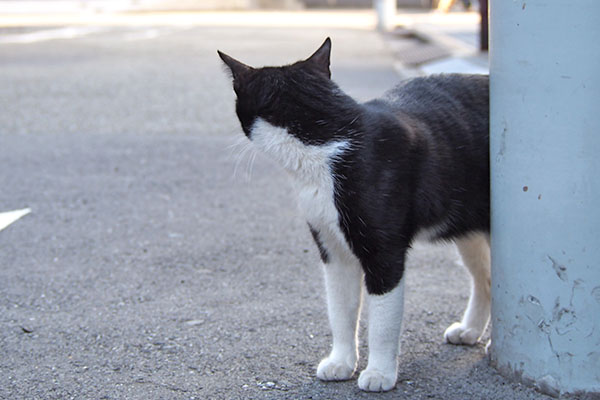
[
  {"xmin": 357, "ymin": 369, "xmax": 397, "ymax": 392},
  {"xmin": 444, "ymin": 322, "xmax": 481, "ymax": 345},
  {"xmin": 316, "ymin": 357, "xmax": 356, "ymax": 381}
]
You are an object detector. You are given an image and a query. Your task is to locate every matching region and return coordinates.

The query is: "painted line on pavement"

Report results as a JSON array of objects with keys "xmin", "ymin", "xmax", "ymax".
[
  {"xmin": 0, "ymin": 26, "xmax": 105, "ymax": 44},
  {"xmin": 0, "ymin": 208, "xmax": 31, "ymax": 232}
]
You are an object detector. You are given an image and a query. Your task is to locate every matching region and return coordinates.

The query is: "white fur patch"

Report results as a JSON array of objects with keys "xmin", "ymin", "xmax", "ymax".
[
  {"xmin": 250, "ymin": 118, "xmax": 354, "ymax": 259},
  {"xmin": 250, "ymin": 118, "xmax": 349, "ymax": 179},
  {"xmin": 413, "ymin": 220, "xmax": 449, "ymax": 243},
  {"xmin": 317, "ymin": 258, "xmax": 363, "ymax": 382},
  {"xmin": 358, "ymin": 277, "xmax": 405, "ymax": 392}
]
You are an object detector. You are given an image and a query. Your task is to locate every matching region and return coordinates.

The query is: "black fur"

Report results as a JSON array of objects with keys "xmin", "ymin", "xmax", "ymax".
[
  {"xmin": 333, "ymin": 75, "xmax": 489, "ymax": 294},
  {"xmin": 220, "ymin": 39, "xmax": 489, "ymax": 295},
  {"xmin": 308, "ymin": 223, "xmax": 329, "ymax": 264}
]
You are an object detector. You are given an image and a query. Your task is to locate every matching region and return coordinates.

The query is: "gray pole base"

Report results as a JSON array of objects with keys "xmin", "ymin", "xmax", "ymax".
[{"xmin": 490, "ymin": 0, "xmax": 600, "ymax": 397}]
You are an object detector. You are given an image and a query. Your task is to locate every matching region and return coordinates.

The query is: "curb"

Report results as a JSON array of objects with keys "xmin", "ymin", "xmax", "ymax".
[{"xmin": 386, "ymin": 11, "xmax": 488, "ymax": 77}]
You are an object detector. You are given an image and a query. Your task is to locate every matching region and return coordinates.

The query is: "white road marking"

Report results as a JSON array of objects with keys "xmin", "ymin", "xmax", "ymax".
[
  {"xmin": 0, "ymin": 26, "xmax": 105, "ymax": 44},
  {"xmin": 0, "ymin": 26, "xmax": 183, "ymax": 44},
  {"xmin": 0, "ymin": 208, "xmax": 31, "ymax": 232},
  {"xmin": 122, "ymin": 28, "xmax": 162, "ymax": 41}
]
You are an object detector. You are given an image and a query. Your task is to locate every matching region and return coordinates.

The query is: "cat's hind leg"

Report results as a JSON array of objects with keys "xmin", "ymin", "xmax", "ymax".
[
  {"xmin": 444, "ymin": 232, "xmax": 491, "ymax": 345},
  {"xmin": 316, "ymin": 258, "xmax": 363, "ymax": 381}
]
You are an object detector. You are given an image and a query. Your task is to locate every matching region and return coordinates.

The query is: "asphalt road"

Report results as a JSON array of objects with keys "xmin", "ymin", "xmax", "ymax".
[{"xmin": 0, "ymin": 18, "xmax": 549, "ymax": 399}]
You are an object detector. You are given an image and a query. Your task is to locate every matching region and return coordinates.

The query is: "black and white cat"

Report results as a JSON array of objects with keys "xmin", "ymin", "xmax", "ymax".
[{"xmin": 218, "ymin": 38, "xmax": 490, "ymax": 392}]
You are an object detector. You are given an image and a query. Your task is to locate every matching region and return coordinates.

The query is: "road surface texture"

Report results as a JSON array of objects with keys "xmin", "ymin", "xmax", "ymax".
[{"xmin": 0, "ymin": 12, "xmax": 549, "ymax": 400}]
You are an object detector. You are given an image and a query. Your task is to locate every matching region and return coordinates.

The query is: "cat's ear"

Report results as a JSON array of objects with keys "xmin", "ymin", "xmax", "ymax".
[
  {"xmin": 305, "ymin": 37, "xmax": 331, "ymax": 79},
  {"xmin": 218, "ymin": 51, "xmax": 253, "ymax": 89}
]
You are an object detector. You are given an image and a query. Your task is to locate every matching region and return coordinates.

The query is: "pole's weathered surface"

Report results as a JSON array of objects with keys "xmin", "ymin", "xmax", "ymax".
[{"xmin": 489, "ymin": 0, "xmax": 600, "ymax": 396}]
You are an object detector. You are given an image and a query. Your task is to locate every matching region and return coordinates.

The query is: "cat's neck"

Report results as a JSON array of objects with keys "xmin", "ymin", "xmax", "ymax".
[
  {"xmin": 250, "ymin": 117, "xmax": 353, "ymax": 185},
  {"xmin": 279, "ymin": 79, "xmax": 363, "ymax": 144}
]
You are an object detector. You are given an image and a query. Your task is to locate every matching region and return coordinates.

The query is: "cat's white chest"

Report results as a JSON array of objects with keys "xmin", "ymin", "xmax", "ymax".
[
  {"xmin": 250, "ymin": 117, "xmax": 347, "ymax": 228},
  {"xmin": 295, "ymin": 178, "xmax": 354, "ymax": 263},
  {"xmin": 250, "ymin": 118, "xmax": 352, "ymax": 258},
  {"xmin": 296, "ymin": 182, "xmax": 338, "ymax": 228}
]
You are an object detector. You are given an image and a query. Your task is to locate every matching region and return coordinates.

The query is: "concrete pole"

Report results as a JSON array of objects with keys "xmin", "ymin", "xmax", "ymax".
[
  {"xmin": 374, "ymin": 0, "xmax": 396, "ymax": 32},
  {"xmin": 489, "ymin": 0, "xmax": 600, "ymax": 396}
]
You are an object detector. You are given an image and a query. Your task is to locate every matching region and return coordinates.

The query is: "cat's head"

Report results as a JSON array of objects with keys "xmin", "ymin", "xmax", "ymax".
[{"xmin": 218, "ymin": 38, "xmax": 353, "ymax": 147}]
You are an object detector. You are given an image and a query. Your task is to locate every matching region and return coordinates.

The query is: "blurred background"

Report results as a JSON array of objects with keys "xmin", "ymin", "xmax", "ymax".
[
  {"xmin": 1, "ymin": 2, "xmax": 540, "ymax": 400},
  {"xmin": 1, "ymin": 0, "xmax": 473, "ymax": 12}
]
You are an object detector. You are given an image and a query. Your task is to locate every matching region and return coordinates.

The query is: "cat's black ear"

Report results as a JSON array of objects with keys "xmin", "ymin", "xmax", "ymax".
[
  {"xmin": 218, "ymin": 50, "xmax": 253, "ymax": 87},
  {"xmin": 305, "ymin": 37, "xmax": 331, "ymax": 79}
]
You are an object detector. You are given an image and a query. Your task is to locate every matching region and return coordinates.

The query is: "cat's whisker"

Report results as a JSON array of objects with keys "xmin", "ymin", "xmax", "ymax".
[
  {"xmin": 231, "ymin": 139, "xmax": 254, "ymax": 180},
  {"xmin": 241, "ymin": 143, "xmax": 256, "ymax": 181},
  {"xmin": 228, "ymin": 134, "xmax": 248, "ymax": 148},
  {"xmin": 227, "ymin": 135, "xmax": 249, "ymax": 157},
  {"xmin": 236, "ymin": 147, "xmax": 252, "ymax": 179},
  {"xmin": 229, "ymin": 139, "xmax": 244, "ymax": 177},
  {"xmin": 246, "ymin": 148, "xmax": 259, "ymax": 182}
]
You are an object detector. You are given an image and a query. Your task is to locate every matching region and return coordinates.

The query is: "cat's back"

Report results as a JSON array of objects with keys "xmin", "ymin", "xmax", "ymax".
[{"xmin": 382, "ymin": 73, "xmax": 488, "ymax": 123}]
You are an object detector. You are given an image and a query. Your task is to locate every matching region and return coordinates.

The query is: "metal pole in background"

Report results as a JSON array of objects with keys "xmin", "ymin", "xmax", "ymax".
[
  {"xmin": 479, "ymin": 0, "xmax": 487, "ymax": 51},
  {"xmin": 374, "ymin": 0, "xmax": 396, "ymax": 31},
  {"xmin": 490, "ymin": 0, "xmax": 600, "ymax": 396}
]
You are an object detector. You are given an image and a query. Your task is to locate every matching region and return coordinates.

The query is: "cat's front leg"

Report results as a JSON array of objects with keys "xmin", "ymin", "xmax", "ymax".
[
  {"xmin": 316, "ymin": 258, "xmax": 363, "ymax": 381},
  {"xmin": 358, "ymin": 277, "xmax": 405, "ymax": 392}
]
